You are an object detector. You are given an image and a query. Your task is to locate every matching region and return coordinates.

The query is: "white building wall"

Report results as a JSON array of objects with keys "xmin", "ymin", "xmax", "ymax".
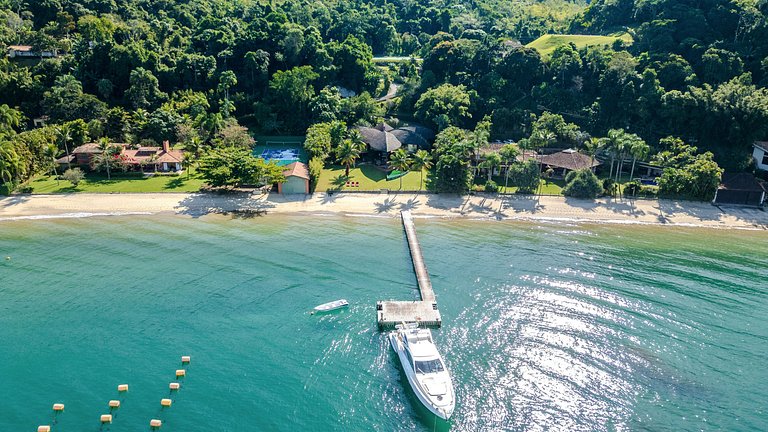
[{"xmin": 753, "ymin": 147, "xmax": 768, "ymax": 171}]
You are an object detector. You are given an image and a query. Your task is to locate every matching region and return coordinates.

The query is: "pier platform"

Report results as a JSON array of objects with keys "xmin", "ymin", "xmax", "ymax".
[
  {"xmin": 377, "ymin": 300, "xmax": 441, "ymax": 329},
  {"xmin": 377, "ymin": 211, "xmax": 442, "ymax": 329}
]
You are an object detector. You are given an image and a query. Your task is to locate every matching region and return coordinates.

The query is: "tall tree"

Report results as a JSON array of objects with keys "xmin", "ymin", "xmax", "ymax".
[
  {"xmin": 91, "ymin": 138, "xmax": 122, "ymax": 180},
  {"xmin": 389, "ymin": 148, "xmax": 411, "ymax": 190},
  {"xmin": 627, "ymin": 138, "xmax": 650, "ymax": 181},
  {"xmin": 335, "ymin": 140, "xmax": 361, "ymax": 177},
  {"xmin": 411, "ymin": 149, "xmax": 433, "ymax": 191},
  {"xmin": 482, "ymin": 152, "xmax": 502, "ymax": 182},
  {"xmin": 499, "ymin": 144, "xmax": 520, "ymax": 193},
  {"xmin": 0, "ymin": 104, "xmax": 23, "ymax": 136},
  {"xmin": 125, "ymin": 68, "xmax": 167, "ymax": 110}
]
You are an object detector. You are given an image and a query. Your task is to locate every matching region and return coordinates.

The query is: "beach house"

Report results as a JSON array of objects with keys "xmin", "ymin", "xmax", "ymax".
[
  {"xmin": 57, "ymin": 141, "xmax": 184, "ymax": 172},
  {"xmin": 7, "ymin": 45, "xmax": 57, "ymax": 59},
  {"xmin": 278, "ymin": 162, "xmax": 310, "ymax": 194},
  {"xmin": 356, "ymin": 122, "xmax": 434, "ymax": 164}
]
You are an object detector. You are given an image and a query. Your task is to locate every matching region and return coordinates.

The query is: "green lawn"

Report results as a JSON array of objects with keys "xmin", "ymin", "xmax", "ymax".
[
  {"xmin": 316, "ymin": 165, "xmax": 428, "ymax": 192},
  {"xmin": 23, "ymin": 168, "xmax": 205, "ymax": 194},
  {"xmin": 526, "ymin": 33, "xmax": 633, "ymax": 59},
  {"xmin": 479, "ymin": 176, "xmax": 565, "ymax": 195}
]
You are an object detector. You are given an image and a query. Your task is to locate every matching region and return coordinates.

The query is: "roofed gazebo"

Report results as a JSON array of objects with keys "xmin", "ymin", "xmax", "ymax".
[
  {"xmin": 356, "ymin": 122, "xmax": 435, "ymax": 164},
  {"xmin": 537, "ymin": 149, "xmax": 600, "ymax": 177}
]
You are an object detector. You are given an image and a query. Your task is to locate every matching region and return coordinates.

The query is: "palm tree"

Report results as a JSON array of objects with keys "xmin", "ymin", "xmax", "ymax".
[
  {"xmin": 184, "ymin": 135, "xmax": 206, "ymax": 169},
  {"xmin": 499, "ymin": 144, "xmax": 519, "ymax": 193},
  {"xmin": 614, "ymin": 139, "xmax": 628, "ymax": 183},
  {"xmin": 44, "ymin": 143, "xmax": 60, "ymax": 184},
  {"xmin": 197, "ymin": 112, "xmax": 224, "ymax": 140},
  {"xmin": 482, "ymin": 151, "xmax": 502, "ymax": 182},
  {"xmin": 92, "ymin": 138, "xmax": 122, "ymax": 180},
  {"xmin": 628, "ymin": 137, "xmax": 650, "ymax": 182},
  {"xmin": 390, "ymin": 148, "xmax": 412, "ymax": 190},
  {"xmin": 347, "ymin": 129, "xmax": 366, "ymax": 153},
  {"xmin": 598, "ymin": 128, "xmax": 627, "ymax": 180},
  {"xmin": 411, "ymin": 149, "xmax": 432, "ymax": 191},
  {"xmin": 0, "ymin": 104, "xmax": 23, "ymax": 135},
  {"xmin": 57, "ymin": 124, "xmax": 73, "ymax": 170},
  {"xmin": 335, "ymin": 140, "xmax": 361, "ymax": 177},
  {"xmin": 583, "ymin": 137, "xmax": 603, "ymax": 167},
  {"xmin": 523, "ymin": 131, "xmax": 555, "ymax": 196},
  {"xmin": 528, "ymin": 130, "xmax": 556, "ymax": 150}
]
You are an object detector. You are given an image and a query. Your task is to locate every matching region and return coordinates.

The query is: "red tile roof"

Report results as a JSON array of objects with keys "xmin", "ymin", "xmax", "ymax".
[
  {"xmin": 282, "ymin": 162, "xmax": 310, "ymax": 180},
  {"xmin": 68, "ymin": 143, "xmax": 184, "ymax": 165}
]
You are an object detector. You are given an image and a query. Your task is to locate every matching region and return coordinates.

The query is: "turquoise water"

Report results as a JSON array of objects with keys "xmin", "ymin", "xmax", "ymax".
[{"xmin": 1, "ymin": 215, "xmax": 767, "ymax": 431}]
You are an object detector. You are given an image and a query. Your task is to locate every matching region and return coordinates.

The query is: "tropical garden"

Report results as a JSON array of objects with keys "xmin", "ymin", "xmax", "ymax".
[{"xmin": 0, "ymin": 0, "xmax": 767, "ymax": 200}]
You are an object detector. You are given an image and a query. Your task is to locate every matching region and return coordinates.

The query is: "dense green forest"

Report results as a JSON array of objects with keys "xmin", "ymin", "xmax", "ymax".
[{"xmin": 1, "ymin": 0, "xmax": 767, "ymax": 197}]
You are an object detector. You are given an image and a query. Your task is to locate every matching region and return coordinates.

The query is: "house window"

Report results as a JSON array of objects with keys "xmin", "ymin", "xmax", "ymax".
[{"xmin": 762, "ymin": 153, "xmax": 768, "ymax": 166}]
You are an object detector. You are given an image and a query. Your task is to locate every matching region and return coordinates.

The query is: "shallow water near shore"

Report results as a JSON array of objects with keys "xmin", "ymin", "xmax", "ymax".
[{"xmin": 1, "ymin": 214, "xmax": 767, "ymax": 431}]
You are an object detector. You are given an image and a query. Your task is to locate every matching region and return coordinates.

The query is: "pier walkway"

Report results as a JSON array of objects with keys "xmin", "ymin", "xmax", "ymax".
[{"xmin": 377, "ymin": 211, "xmax": 442, "ymax": 329}]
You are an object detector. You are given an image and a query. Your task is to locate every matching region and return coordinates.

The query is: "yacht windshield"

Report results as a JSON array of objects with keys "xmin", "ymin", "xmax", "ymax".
[{"xmin": 414, "ymin": 359, "xmax": 444, "ymax": 374}]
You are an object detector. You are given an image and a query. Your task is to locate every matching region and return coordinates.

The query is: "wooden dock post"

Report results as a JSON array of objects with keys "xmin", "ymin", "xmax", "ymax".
[{"xmin": 377, "ymin": 211, "xmax": 442, "ymax": 329}]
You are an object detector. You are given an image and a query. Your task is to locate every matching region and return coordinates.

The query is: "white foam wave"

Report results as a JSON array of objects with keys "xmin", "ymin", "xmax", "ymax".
[{"xmin": 0, "ymin": 211, "xmax": 153, "ymax": 221}]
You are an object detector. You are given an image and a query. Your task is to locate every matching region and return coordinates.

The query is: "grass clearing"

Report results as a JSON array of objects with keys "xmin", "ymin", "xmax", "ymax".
[
  {"xmin": 316, "ymin": 165, "xmax": 428, "ymax": 192},
  {"xmin": 526, "ymin": 33, "xmax": 633, "ymax": 58},
  {"xmin": 481, "ymin": 177, "xmax": 565, "ymax": 195},
  {"xmin": 23, "ymin": 168, "xmax": 205, "ymax": 194}
]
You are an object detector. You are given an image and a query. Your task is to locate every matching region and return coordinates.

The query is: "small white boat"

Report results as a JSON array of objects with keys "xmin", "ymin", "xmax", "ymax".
[
  {"xmin": 389, "ymin": 323, "xmax": 455, "ymax": 420},
  {"xmin": 313, "ymin": 299, "xmax": 349, "ymax": 312}
]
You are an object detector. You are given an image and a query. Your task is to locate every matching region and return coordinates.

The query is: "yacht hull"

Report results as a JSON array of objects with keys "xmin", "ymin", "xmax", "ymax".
[{"xmin": 389, "ymin": 331, "xmax": 455, "ymax": 420}]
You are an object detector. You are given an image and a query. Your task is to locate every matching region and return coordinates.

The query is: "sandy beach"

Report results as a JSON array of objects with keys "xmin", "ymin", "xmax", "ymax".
[{"xmin": 1, "ymin": 192, "xmax": 766, "ymax": 229}]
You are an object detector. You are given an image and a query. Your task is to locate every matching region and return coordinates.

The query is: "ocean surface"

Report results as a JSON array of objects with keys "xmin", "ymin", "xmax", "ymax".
[{"xmin": 0, "ymin": 214, "xmax": 766, "ymax": 431}]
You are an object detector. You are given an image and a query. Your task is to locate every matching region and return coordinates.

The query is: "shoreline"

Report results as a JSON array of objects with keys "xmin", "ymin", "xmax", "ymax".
[{"xmin": 1, "ymin": 192, "xmax": 766, "ymax": 230}]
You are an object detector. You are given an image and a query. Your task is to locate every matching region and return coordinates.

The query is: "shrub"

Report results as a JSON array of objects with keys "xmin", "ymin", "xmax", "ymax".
[
  {"xmin": 507, "ymin": 159, "xmax": 540, "ymax": 193},
  {"xmin": 602, "ymin": 178, "xmax": 615, "ymax": 196},
  {"xmin": 563, "ymin": 169, "xmax": 602, "ymax": 199},
  {"xmin": 62, "ymin": 168, "xmax": 85, "ymax": 186},
  {"xmin": 623, "ymin": 180, "xmax": 642, "ymax": 196},
  {"xmin": 484, "ymin": 179, "xmax": 498, "ymax": 193},
  {"xmin": 639, "ymin": 186, "xmax": 658, "ymax": 198}
]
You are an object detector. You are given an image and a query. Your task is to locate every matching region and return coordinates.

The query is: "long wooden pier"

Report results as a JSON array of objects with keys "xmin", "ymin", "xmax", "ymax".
[{"xmin": 377, "ymin": 211, "xmax": 442, "ymax": 329}]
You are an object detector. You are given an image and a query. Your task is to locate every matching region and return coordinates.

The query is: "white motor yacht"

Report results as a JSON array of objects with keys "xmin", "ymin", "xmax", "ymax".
[{"xmin": 389, "ymin": 323, "xmax": 455, "ymax": 420}]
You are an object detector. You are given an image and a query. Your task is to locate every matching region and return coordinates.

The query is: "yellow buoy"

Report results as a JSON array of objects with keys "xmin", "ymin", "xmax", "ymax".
[
  {"xmin": 4, "ymin": 256, "xmax": 10, "ymax": 260},
  {"xmin": 52, "ymin": 403, "xmax": 65, "ymax": 412},
  {"xmin": 160, "ymin": 398, "xmax": 172, "ymax": 407},
  {"xmin": 117, "ymin": 384, "xmax": 129, "ymax": 392},
  {"xmin": 150, "ymin": 419, "xmax": 162, "ymax": 428},
  {"xmin": 181, "ymin": 355, "xmax": 191, "ymax": 364},
  {"xmin": 109, "ymin": 400, "xmax": 120, "ymax": 408},
  {"xmin": 100, "ymin": 414, "xmax": 112, "ymax": 424},
  {"xmin": 175, "ymin": 369, "xmax": 186, "ymax": 377},
  {"xmin": 37, "ymin": 426, "xmax": 51, "ymax": 432},
  {"xmin": 169, "ymin": 382, "xmax": 180, "ymax": 390}
]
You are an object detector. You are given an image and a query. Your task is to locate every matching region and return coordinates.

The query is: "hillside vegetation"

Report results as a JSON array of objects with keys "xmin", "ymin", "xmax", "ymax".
[{"xmin": 0, "ymin": 0, "xmax": 767, "ymax": 197}]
